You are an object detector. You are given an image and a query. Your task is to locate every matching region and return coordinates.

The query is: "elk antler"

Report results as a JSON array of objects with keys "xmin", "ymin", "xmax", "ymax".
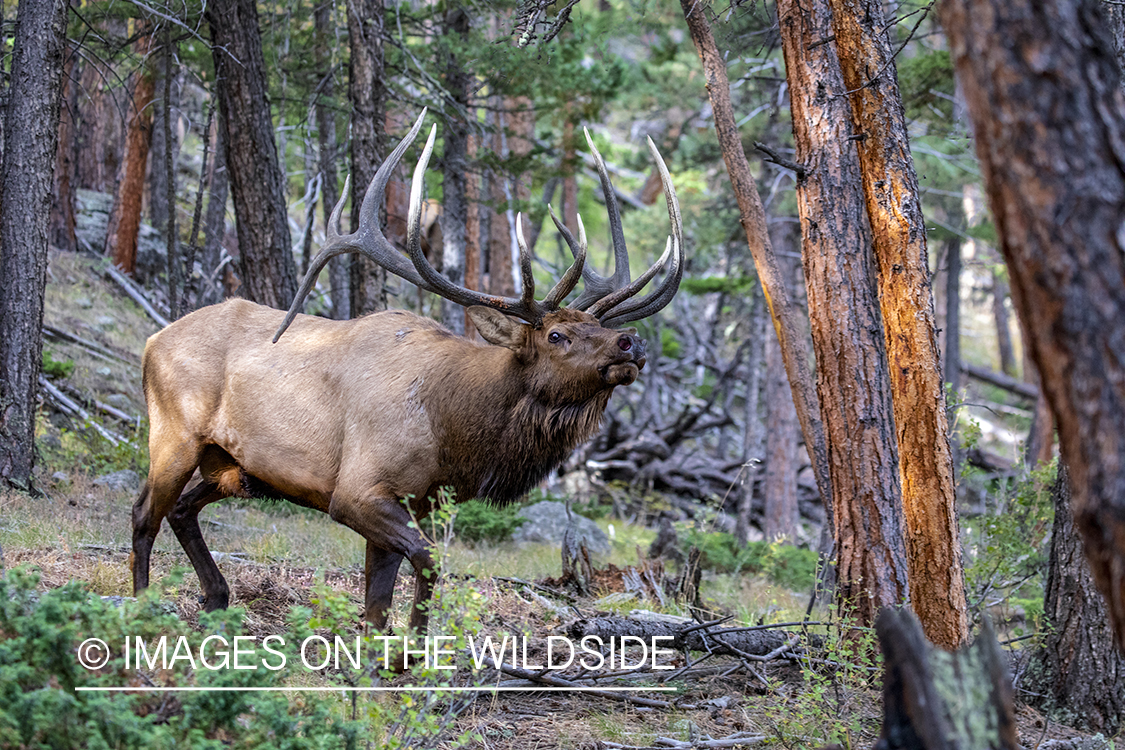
[
  {"xmin": 275, "ymin": 112, "xmax": 683, "ymax": 341},
  {"xmin": 570, "ymin": 129, "xmax": 684, "ymax": 329}
]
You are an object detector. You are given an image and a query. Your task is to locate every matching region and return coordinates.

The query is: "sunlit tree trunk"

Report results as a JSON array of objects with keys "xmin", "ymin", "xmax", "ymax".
[
  {"xmin": 104, "ymin": 23, "xmax": 155, "ymax": 276},
  {"xmin": 828, "ymin": 0, "xmax": 968, "ymax": 648},
  {"xmin": 777, "ymin": 0, "xmax": 909, "ymax": 625},
  {"xmin": 941, "ymin": 0, "xmax": 1125, "ymax": 647}
]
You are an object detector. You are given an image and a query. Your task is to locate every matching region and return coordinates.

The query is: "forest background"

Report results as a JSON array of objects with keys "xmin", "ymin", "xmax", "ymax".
[{"xmin": 1, "ymin": 0, "xmax": 1124, "ymax": 747}]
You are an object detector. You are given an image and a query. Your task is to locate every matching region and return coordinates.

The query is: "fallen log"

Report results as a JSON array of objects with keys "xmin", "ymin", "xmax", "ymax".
[
  {"xmin": 960, "ymin": 363, "xmax": 1037, "ymax": 400},
  {"xmin": 568, "ymin": 616, "xmax": 795, "ymax": 660},
  {"xmin": 103, "ymin": 262, "xmax": 170, "ymax": 328}
]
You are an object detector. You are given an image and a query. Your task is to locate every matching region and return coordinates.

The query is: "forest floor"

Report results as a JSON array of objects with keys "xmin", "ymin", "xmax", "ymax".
[{"xmin": 0, "ymin": 250, "xmax": 1105, "ymax": 748}]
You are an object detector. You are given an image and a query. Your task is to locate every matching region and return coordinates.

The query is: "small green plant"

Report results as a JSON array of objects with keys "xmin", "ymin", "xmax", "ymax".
[
  {"xmin": 761, "ymin": 614, "xmax": 882, "ymax": 749},
  {"xmin": 682, "ymin": 529, "xmax": 819, "ymax": 591},
  {"xmin": 452, "ymin": 498, "xmax": 526, "ymax": 545},
  {"xmin": 964, "ymin": 459, "xmax": 1056, "ymax": 629},
  {"xmin": 41, "ymin": 350, "xmax": 75, "ymax": 379}
]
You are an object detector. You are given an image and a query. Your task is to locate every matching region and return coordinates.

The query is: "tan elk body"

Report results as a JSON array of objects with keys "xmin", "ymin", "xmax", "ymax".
[{"xmin": 131, "ymin": 111, "xmax": 683, "ymax": 632}]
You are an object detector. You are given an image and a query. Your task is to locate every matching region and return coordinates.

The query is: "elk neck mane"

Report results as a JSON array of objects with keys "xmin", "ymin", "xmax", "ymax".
[{"xmin": 422, "ymin": 341, "xmax": 614, "ymax": 505}]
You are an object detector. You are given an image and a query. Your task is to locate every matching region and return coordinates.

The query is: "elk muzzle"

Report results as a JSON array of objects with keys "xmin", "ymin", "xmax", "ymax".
[{"xmin": 603, "ymin": 332, "xmax": 646, "ymax": 386}]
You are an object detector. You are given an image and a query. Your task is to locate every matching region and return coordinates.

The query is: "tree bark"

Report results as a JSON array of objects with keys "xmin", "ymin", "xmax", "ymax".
[
  {"xmin": 736, "ymin": 287, "xmax": 766, "ymax": 547},
  {"xmin": 828, "ymin": 0, "xmax": 968, "ymax": 649},
  {"xmin": 314, "ymin": 0, "xmax": 348, "ymax": 320},
  {"xmin": 0, "ymin": 0, "xmax": 69, "ymax": 492},
  {"xmin": 104, "ymin": 25, "xmax": 155, "ymax": 276},
  {"xmin": 1029, "ymin": 462, "xmax": 1125, "ymax": 733},
  {"xmin": 49, "ymin": 40, "xmax": 77, "ymax": 253},
  {"xmin": 940, "ymin": 0, "xmax": 1125, "ymax": 647},
  {"xmin": 438, "ymin": 5, "xmax": 471, "ymax": 336},
  {"xmin": 147, "ymin": 40, "xmax": 181, "ymax": 251},
  {"xmin": 199, "ymin": 110, "xmax": 229, "ymax": 309},
  {"xmin": 347, "ymin": 0, "xmax": 388, "ymax": 316},
  {"xmin": 944, "ymin": 238, "xmax": 962, "ymax": 393},
  {"xmin": 992, "ymin": 267, "xmax": 1017, "ymax": 376},
  {"xmin": 776, "ymin": 0, "xmax": 909, "ymax": 626},
  {"xmin": 679, "ymin": 0, "xmax": 836, "ymax": 548},
  {"xmin": 208, "ymin": 0, "xmax": 297, "ymax": 310},
  {"xmin": 763, "ymin": 319, "xmax": 799, "ymax": 543}
]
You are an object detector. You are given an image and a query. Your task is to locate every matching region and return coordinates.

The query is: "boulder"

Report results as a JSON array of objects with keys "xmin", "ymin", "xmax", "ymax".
[{"xmin": 512, "ymin": 500, "xmax": 610, "ymax": 553}]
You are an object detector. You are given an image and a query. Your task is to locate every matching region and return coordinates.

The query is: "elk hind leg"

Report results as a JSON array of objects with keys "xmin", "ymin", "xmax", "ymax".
[
  {"xmin": 131, "ymin": 447, "xmax": 201, "ymax": 594},
  {"xmin": 167, "ymin": 478, "xmax": 229, "ymax": 611}
]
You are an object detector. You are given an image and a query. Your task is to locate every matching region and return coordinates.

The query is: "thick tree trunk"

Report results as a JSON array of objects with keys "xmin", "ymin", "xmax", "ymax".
[
  {"xmin": 828, "ymin": 0, "xmax": 967, "ymax": 649},
  {"xmin": 347, "ymin": 0, "xmax": 388, "ymax": 316},
  {"xmin": 1029, "ymin": 462, "xmax": 1125, "ymax": 733},
  {"xmin": 0, "ymin": 0, "xmax": 69, "ymax": 492},
  {"xmin": 776, "ymin": 0, "xmax": 909, "ymax": 625},
  {"xmin": 438, "ymin": 5, "xmax": 471, "ymax": 336},
  {"xmin": 74, "ymin": 21, "xmax": 125, "ymax": 195},
  {"xmin": 104, "ymin": 26, "xmax": 155, "ymax": 276},
  {"xmin": 680, "ymin": 0, "xmax": 836, "ymax": 547},
  {"xmin": 208, "ymin": 0, "xmax": 297, "ymax": 309},
  {"xmin": 314, "ymin": 0, "xmax": 347, "ymax": 320},
  {"xmin": 941, "ymin": 0, "xmax": 1125, "ymax": 647}
]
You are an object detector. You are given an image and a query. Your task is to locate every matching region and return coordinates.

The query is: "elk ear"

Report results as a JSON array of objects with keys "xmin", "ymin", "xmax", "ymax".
[{"xmin": 468, "ymin": 306, "xmax": 527, "ymax": 350}]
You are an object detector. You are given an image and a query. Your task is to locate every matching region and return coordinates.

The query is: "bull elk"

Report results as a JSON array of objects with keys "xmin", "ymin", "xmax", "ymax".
[{"xmin": 130, "ymin": 110, "xmax": 683, "ymax": 633}]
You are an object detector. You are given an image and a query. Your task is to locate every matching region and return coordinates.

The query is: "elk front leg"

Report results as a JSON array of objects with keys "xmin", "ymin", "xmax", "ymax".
[
  {"xmin": 131, "ymin": 447, "xmax": 201, "ymax": 594},
  {"xmin": 167, "ymin": 479, "xmax": 229, "ymax": 611},
  {"xmin": 329, "ymin": 488, "xmax": 436, "ymax": 633},
  {"xmin": 364, "ymin": 542, "xmax": 404, "ymax": 629}
]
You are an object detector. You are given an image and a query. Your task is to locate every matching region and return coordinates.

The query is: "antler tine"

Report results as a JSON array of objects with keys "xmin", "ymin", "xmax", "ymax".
[
  {"xmin": 587, "ymin": 236, "xmax": 673, "ymax": 319},
  {"xmin": 570, "ymin": 128, "xmax": 633, "ymax": 311},
  {"xmin": 274, "ymin": 109, "xmax": 432, "ymax": 343},
  {"xmin": 405, "ymin": 125, "xmax": 547, "ymax": 324},
  {"xmin": 541, "ymin": 207, "xmax": 587, "ymax": 308},
  {"xmin": 595, "ymin": 135, "xmax": 685, "ymax": 329}
]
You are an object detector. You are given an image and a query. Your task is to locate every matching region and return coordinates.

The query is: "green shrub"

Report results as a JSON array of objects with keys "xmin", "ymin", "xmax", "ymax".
[
  {"xmin": 452, "ymin": 499, "xmax": 526, "ymax": 545},
  {"xmin": 41, "ymin": 351, "xmax": 75, "ymax": 380},
  {"xmin": 683, "ymin": 529, "xmax": 819, "ymax": 591}
]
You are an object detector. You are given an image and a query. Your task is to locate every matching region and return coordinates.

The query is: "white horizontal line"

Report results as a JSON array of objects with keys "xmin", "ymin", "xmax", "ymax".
[{"xmin": 76, "ymin": 686, "xmax": 679, "ymax": 693}]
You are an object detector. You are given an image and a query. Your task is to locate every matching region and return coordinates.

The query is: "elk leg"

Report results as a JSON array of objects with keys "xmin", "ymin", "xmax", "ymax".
[
  {"xmin": 329, "ymin": 490, "xmax": 436, "ymax": 632},
  {"xmin": 167, "ymin": 479, "xmax": 229, "ymax": 611},
  {"xmin": 364, "ymin": 542, "xmax": 404, "ymax": 629},
  {"xmin": 131, "ymin": 450, "xmax": 200, "ymax": 594}
]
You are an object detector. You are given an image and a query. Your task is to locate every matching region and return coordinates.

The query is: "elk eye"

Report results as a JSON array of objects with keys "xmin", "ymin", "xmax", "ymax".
[{"xmin": 548, "ymin": 331, "xmax": 562, "ymax": 344}]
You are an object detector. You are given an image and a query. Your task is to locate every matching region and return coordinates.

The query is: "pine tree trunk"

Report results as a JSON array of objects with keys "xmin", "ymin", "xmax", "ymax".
[
  {"xmin": 992, "ymin": 267, "xmax": 1017, "ymax": 376},
  {"xmin": 314, "ymin": 0, "xmax": 347, "ymax": 320},
  {"xmin": 736, "ymin": 288, "xmax": 766, "ymax": 547},
  {"xmin": 941, "ymin": 0, "xmax": 1125, "ymax": 647},
  {"xmin": 347, "ymin": 0, "xmax": 388, "ymax": 316},
  {"xmin": 208, "ymin": 0, "xmax": 296, "ymax": 309},
  {"xmin": 199, "ymin": 111, "xmax": 229, "ymax": 308},
  {"xmin": 50, "ymin": 40, "xmax": 77, "ymax": 253},
  {"xmin": 776, "ymin": 0, "xmax": 909, "ymax": 625},
  {"xmin": 828, "ymin": 0, "xmax": 967, "ymax": 649},
  {"xmin": 1029, "ymin": 462, "xmax": 1125, "ymax": 733},
  {"xmin": 74, "ymin": 21, "xmax": 125, "ymax": 195},
  {"xmin": 763, "ymin": 321, "xmax": 799, "ymax": 542},
  {"xmin": 0, "ymin": 0, "xmax": 69, "ymax": 492},
  {"xmin": 104, "ymin": 26, "xmax": 155, "ymax": 276},
  {"xmin": 438, "ymin": 5, "xmax": 470, "ymax": 336}
]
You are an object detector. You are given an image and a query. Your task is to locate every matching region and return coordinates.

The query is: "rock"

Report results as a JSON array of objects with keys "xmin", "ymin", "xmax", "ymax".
[
  {"xmin": 75, "ymin": 297, "xmax": 93, "ymax": 309},
  {"xmin": 92, "ymin": 469, "xmax": 140, "ymax": 493},
  {"xmin": 95, "ymin": 366, "xmax": 112, "ymax": 377},
  {"xmin": 94, "ymin": 316, "xmax": 115, "ymax": 329},
  {"xmin": 51, "ymin": 471, "xmax": 70, "ymax": 485},
  {"xmin": 512, "ymin": 500, "xmax": 610, "ymax": 553}
]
